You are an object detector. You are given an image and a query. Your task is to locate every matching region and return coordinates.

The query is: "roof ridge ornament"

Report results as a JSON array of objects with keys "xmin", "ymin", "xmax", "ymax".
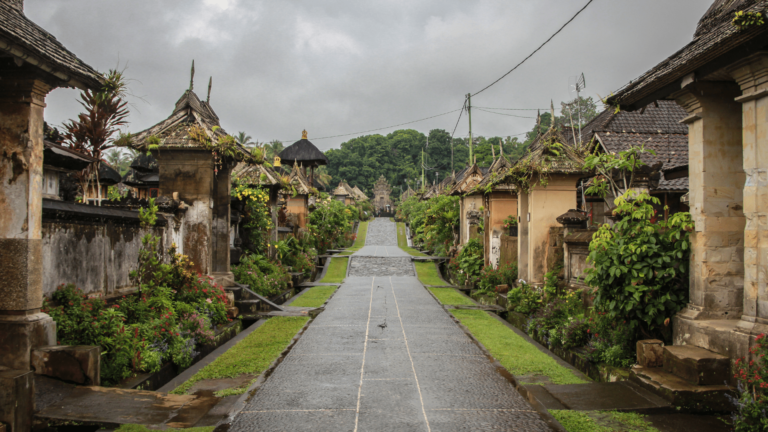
[
  {"xmin": 207, "ymin": 76, "xmax": 212, "ymax": 103},
  {"xmin": 190, "ymin": 60, "xmax": 195, "ymax": 91},
  {"xmin": 302, "ymin": 129, "xmax": 308, "ymax": 140}
]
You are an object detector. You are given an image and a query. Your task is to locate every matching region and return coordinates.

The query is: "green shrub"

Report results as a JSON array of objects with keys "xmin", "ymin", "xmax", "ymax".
[
  {"xmin": 476, "ymin": 263, "xmax": 517, "ymax": 294},
  {"xmin": 730, "ymin": 334, "xmax": 768, "ymax": 431},
  {"xmin": 233, "ymin": 254, "xmax": 291, "ymax": 297},
  {"xmin": 456, "ymin": 239, "xmax": 483, "ymax": 284},
  {"xmin": 507, "ymin": 282, "xmax": 545, "ymax": 316}
]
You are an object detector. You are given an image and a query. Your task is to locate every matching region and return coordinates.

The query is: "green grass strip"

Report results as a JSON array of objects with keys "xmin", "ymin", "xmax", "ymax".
[
  {"xmin": 114, "ymin": 425, "xmax": 214, "ymax": 432},
  {"xmin": 451, "ymin": 310, "xmax": 587, "ymax": 385},
  {"xmin": 290, "ymin": 286, "xmax": 338, "ymax": 307},
  {"xmin": 414, "ymin": 261, "xmax": 445, "ymax": 286},
  {"xmin": 429, "ymin": 287, "xmax": 475, "ymax": 306},
  {"xmin": 396, "ymin": 222, "xmax": 426, "ymax": 256},
  {"xmin": 318, "ymin": 257, "xmax": 348, "ymax": 283},
  {"xmin": 551, "ymin": 410, "xmax": 659, "ymax": 432},
  {"xmin": 171, "ymin": 316, "xmax": 308, "ymax": 395}
]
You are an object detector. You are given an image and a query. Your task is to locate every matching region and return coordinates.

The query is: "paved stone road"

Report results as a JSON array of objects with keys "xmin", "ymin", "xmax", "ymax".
[{"xmin": 230, "ymin": 218, "xmax": 551, "ymax": 431}]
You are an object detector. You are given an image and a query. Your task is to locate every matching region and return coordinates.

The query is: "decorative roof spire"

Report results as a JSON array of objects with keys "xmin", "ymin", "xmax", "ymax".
[
  {"xmin": 189, "ymin": 60, "xmax": 195, "ymax": 91},
  {"xmin": 499, "ymin": 138, "xmax": 504, "ymax": 156},
  {"xmin": 207, "ymin": 76, "xmax": 212, "ymax": 103},
  {"xmin": 302, "ymin": 129, "xmax": 308, "ymax": 140},
  {"xmin": 549, "ymin": 100, "xmax": 555, "ymax": 131}
]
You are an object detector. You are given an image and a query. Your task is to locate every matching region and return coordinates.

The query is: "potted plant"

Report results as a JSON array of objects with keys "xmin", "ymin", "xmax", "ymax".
[{"xmin": 503, "ymin": 215, "xmax": 518, "ymax": 236}]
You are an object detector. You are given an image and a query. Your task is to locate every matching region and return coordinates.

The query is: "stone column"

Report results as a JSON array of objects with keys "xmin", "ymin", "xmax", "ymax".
[
  {"xmin": 673, "ymin": 82, "xmax": 745, "ymax": 323},
  {"xmin": 211, "ymin": 161, "xmax": 234, "ymax": 285},
  {"xmin": 0, "ymin": 77, "xmax": 57, "ymax": 370},
  {"xmin": 729, "ymin": 53, "xmax": 768, "ymax": 348}
]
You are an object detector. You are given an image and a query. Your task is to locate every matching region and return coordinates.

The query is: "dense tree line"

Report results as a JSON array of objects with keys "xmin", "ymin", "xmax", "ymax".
[{"xmin": 323, "ymin": 96, "xmax": 598, "ymax": 199}]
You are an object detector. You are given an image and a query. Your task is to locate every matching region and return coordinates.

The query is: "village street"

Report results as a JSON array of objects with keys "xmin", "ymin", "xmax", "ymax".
[{"xmin": 230, "ymin": 218, "xmax": 551, "ymax": 431}]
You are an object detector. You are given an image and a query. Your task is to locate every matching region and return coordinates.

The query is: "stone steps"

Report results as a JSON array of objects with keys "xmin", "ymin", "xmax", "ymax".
[
  {"xmin": 663, "ymin": 345, "xmax": 730, "ymax": 386},
  {"xmin": 630, "ymin": 366, "xmax": 734, "ymax": 412}
]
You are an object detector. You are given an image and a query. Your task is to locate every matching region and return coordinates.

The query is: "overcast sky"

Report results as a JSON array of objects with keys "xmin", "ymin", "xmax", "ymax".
[{"xmin": 28, "ymin": 0, "xmax": 710, "ymax": 151}]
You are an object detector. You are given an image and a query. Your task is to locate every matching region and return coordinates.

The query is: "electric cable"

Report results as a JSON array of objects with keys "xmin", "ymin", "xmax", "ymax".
[
  {"xmin": 474, "ymin": 107, "xmax": 537, "ymax": 119},
  {"xmin": 471, "ymin": 0, "xmax": 595, "ymax": 97}
]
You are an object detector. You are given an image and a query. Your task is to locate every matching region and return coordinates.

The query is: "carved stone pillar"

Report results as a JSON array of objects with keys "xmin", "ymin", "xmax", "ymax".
[
  {"xmin": 729, "ymin": 52, "xmax": 768, "ymax": 352},
  {"xmin": 211, "ymin": 161, "xmax": 234, "ymax": 285},
  {"xmin": 0, "ymin": 77, "xmax": 57, "ymax": 370},
  {"xmin": 673, "ymin": 82, "xmax": 745, "ymax": 323}
]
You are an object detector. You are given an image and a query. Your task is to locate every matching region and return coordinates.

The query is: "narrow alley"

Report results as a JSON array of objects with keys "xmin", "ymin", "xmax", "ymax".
[{"xmin": 230, "ymin": 218, "xmax": 551, "ymax": 431}]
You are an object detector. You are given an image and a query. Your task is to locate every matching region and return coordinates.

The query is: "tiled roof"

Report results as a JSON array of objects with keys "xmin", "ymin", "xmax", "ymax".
[
  {"xmin": 568, "ymin": 101, "xmax": 688, "ymax": 146},
  {"xmin": 657, "ymin": 172, "xmax": 689, "ymax": 192},
  {"xmin": 595, "ymin": 132, "xmax": 688, "ymax": 168},
  {"xmin": 0, "ymin": 3, "xmax": 102, "ymax": 89},
  {"xmin": 608, "ymin": 0, "xmax": 768, "ymax": 109}
]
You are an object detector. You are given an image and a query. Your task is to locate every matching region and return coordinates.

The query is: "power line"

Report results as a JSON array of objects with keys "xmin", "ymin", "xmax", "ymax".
[
  {"xmin": 471, "ymin": 0, "xmax": 595, "ymax": 97},
  {"xmin": 475, "ymin": 107, "xmax": 548, "ymax": 111},
  {"xmin": 474, "ymin": 107, "xmax": 537, "ymax": 119},
  {"xmin": 277, "ymin": 107, "xmax": 463, "ymax": 142}
]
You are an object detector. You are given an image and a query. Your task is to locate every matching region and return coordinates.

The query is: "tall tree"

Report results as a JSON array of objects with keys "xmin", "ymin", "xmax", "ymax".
[
  {"xmin": 63, "ymin": 69, "xmax": 129, "ymax": 204},
  {"xmin": 235, "ymin": 131, "xmax": 254, "ymax": 147}
]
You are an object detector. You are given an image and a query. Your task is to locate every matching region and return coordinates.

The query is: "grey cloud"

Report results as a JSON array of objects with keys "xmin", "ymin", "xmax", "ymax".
[{"xmin": 28, "ymin": 0, "xmax": 710, "ymax": 151}]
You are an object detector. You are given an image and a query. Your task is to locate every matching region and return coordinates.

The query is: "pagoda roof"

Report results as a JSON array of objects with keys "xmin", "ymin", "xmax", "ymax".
[{"xmin": 278, "ymin": 132, "xmax": 329, "ymax": 167}]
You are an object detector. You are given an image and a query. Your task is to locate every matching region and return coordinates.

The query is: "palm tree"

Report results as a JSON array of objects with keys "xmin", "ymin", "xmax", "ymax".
[
  {"xmin": 105, "ymin": 149, "xmax": 130, "ymax": 175},
  {"xmin": 235, "ymin": 131, "xmax": 254, "ymax": 147},
  {"xmin": 266, "ymin": 140, "xmax": 285, "ymax": 159}
]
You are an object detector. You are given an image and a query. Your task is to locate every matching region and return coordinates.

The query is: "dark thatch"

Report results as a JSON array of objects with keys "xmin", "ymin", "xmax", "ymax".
[
  {"xmin": 0, "ymin": 2, "xmax": 102, "ymax": 89},
  {"xmin": 278, "ymin": 138, "xmax": 329, "ymax": 167},
  {"xmin": 608, "ymin": 0, "xmax": 768, "ymax": 109},
  {"xmin": 122, "ymin": 169, "xmax": 159, "ymax": 188},
  {"xmin": 43, "ymin": 141, "xmax": 95, "ymax": 172},
  {"xmin": 129, "ymin": 152, "xmax": 158, "ymax": 173},
  {"xmin": 98, "ymin": 163, "xmax": 121, "ymax": 185}
]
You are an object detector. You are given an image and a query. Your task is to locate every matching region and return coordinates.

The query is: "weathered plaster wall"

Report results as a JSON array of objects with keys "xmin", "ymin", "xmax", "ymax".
[
  {"xmin": 287, "ymin": 195, "xmax": 308, "ymax": 228},
  {"xmin": 42, "ymin": 221, "xmax": 168, "ymax": 298},
  {"xmin": 522, "ymin": 175, "xmax": 579, "ymax": 285},
  {"xmin": 460, "ymin": 195, "xmax": 483, "ymax": 245},
  {"xmin": 486, "ymin": 192, "xmax": 517, "ymax": 268}
]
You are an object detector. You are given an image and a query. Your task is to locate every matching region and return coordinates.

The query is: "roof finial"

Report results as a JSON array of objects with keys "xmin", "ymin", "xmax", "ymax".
[
  {"xmin": 207, "ymin": 76, "xmax": 212, "ymax": 103},
  {"xmin": 190, "ymin": 60, "xmax": 195, "ymax": 91},
  {"xmin": 302, "ymin": 129, "xmax": 308, "ymax": 140},
  {"xmin": 499, "ymin": 138, "xmax": 504, "ymax": 156},
  {"xmin": 549, "ymin": 100, "xmax": 555, "ymax": 131}
]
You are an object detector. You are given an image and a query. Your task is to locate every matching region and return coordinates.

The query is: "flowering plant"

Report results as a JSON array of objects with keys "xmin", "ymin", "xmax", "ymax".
[
  {"xmin": 503, "ymin": 215, "xmax": 518, "ymax": 229},
  {"xmin": 730, "ymin": 334, "xmax": 768, "ymax": 431}
]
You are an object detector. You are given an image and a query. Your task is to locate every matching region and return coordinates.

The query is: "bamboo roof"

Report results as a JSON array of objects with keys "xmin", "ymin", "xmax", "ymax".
[
  {"xmin": 232, "ymin": 162, "xmax": 282, "ymax": 187},
  {"xmin": 278, "ymin": 130, "xmax": 329, "ymax": 167}
]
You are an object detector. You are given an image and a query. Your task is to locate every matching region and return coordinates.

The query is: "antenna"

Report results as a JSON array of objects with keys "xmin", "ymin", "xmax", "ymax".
[{"xmin": 569, "ymin": 73, "xmax": 586, "ymax": 143}]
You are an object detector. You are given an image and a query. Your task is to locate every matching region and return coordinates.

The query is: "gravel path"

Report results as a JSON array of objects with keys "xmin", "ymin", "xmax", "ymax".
[{"xmin": 230, "ymin": 219, "xmax": 551, "ymax": 432}]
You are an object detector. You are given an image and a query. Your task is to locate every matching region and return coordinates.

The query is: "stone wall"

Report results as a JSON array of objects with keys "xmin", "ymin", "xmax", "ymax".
[
  {"xmin": 564, "ymin": 229, "xmax": 597, "ymax": 289},
  {"xmin": 41, "ymin": 200, "xmax": 180, "ymax": 299}
]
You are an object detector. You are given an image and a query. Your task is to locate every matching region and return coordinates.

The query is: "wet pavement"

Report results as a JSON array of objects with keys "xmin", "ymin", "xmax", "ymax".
[{"xmin": 230, "ymin": 218, "xmax": 551, "ymax": 431}]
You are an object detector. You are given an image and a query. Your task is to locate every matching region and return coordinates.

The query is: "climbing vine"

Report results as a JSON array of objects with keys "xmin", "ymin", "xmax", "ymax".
[{"xmin": 232, "ymin": 180, "xmax": 273, "ymax": 255}]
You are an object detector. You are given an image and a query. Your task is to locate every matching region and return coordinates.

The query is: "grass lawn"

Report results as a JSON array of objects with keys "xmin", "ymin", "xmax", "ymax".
[
  {"xmin": 451, "ymin": 310, "xmax": 587, "ymax": 385},
  {"xmin": 318, "ymin": 257, "xmax": 348, "ymax": 283},
  {"xmin": 171, "ymin": 316, "xmax": 308, "ymax": 396},
  {"xmin": 396, "ymin": 222, "xmax": 426, "ymax": 256},
  {"xmin": 415, "ymin": 261, "xmax": 446, "ymax": 286},
  {"xmin": 429, "ymin": 287, "xmax": 475, "ymax": 306},
  {"xmin": 339, "ymin": 220, "xmax": 369, "ymax": 255},
  {"xmin": 290, "ymin": 286, "xmax": 338, "ymax": 307},
  {"xmin": 551, "ymin": 410, "xmax": 659, "ymax": 432},
  {"xmin": 114, "ymin": 426, "xmax": 214, "ymax": 432}
]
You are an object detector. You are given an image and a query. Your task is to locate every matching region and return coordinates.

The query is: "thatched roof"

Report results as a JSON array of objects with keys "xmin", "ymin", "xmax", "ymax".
[
  {"xmin": 43, "ymin": 141, "xmax": 95, "ymax": 172},
  {"xmin": 98, "ymin": 163, "xmax": 121, "ymax": 185},
  {"xmin": 448, "ymin": 164, "xmax": 487, "ymax": 196},
  {"xmin": 278, "ymin": 131, "xmax": 329, "ymax": 167},
  {"xmin": 130, "ymin": 86, "xmax": 247, "ymax": 158},
  {"xmin": 352, "ymin": 186, "xmax": 368, "ymax": 201},
  {"xmin": 608, "ymin": 0, "xmax": 768, "ymax": 110},
  {"xmin": 476, "ymin": 156, "xmax": 517, "ymax": 192},
  {"xmin": 0, "ymin": 2, "xmax": 102, "ymax": 89},
  {"xmin": 287, "ymin": 164, "xmax": 312, "ymax": 195},
  {"xmin": 522, "ymin": 126, "xmax": 587, "ymax": 175},
  {"xmin": 232, "ymin": 162, "xmax": 282, "ymax": 188},
  {"xmin": 129, "ymin": 152, "xmax": 158, "ymax": 173},
  {"xmin": 332, "ymin": 180, "xmax": 356, "ymax": 197},
  {"xmin": 401, "ymin": 185, "xmax": 416, "ymax": 201},
  {"xmin": 122, "ymin": 169, "xmax": 159, "ymax": 188}
]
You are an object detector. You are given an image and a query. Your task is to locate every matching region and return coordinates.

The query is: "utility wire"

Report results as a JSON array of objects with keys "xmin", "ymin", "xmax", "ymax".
[
  {"xmin": 278, "ymin": 107, "xmax": 462, "ymax": 142},
  {"xmin": 471, "ymin": 0, "xmax": 595, "ymax": 97},
  {"xmin": 474, "ymin": 107, "xmax": 537, "ymax": 119},
  {"xmin": 475, "ymin": 107, "xmax": 548, "ymax": 111}
]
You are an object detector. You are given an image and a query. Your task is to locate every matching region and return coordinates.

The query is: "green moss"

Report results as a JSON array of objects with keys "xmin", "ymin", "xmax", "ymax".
[
  {"xmin": 396, "ymin": 222, "xmax": 426, "ymax": 256},
  {"xmin": 429, "ymin": 288, "xmax": 474, "ymax": 306},
  {"xmin": 415, "ymin": 261, "xmax": 445, "ymax": 286},
  {"xmin": 551, "ymin": 410, "xmax": 660, "ymax": 432},
  {"xmin": 113, "ymin": 425, "xmax": 215, "ymax": 432},
  {"xmin": 290, "ymin": 286, "xmax": 338, "ymax": 307},
  {"xmin": 171, "ymin": 317, "xmax": 308, "ymax": 395},
  {"xmin": 319, "ymin": 257, "xmax": 348, "ymax": 283},
  {"xmin": 214, "ymin": 384, "xmax": 253, "ymax": 398},
  {"xmin": 451, "ymin": 310, "xmax": 587, "ymax": 385}
]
